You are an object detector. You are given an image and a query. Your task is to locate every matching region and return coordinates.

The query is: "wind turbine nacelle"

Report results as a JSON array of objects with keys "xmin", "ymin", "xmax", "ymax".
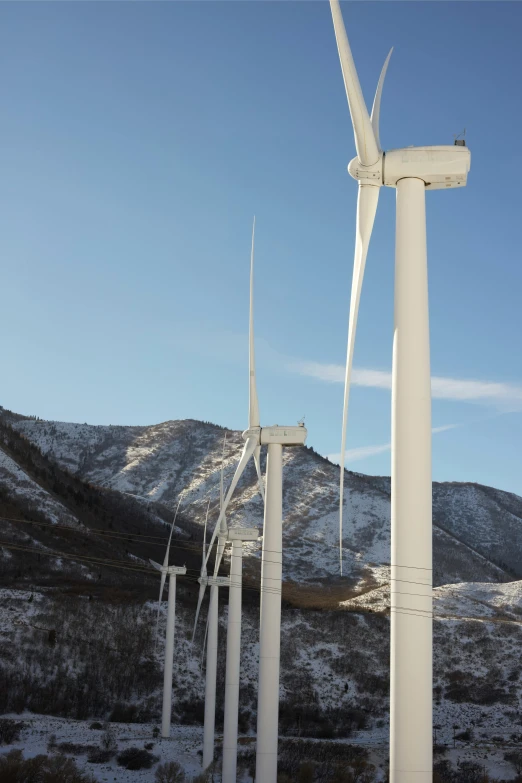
[
  {"xmin": 383, "ymin": 145, "xmax": 471, "ymax": 190},
  {"xmin": 259, "ymin": 425, "xmax": 307, "ymax": 447},
  {"xmin": 228, "ymin": 527, "xmax": 260, "ymax": 542}
]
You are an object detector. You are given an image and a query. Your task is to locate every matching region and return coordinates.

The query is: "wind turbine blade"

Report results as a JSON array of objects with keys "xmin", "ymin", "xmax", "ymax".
[
  {"xmin": 155, "ymin": 496, "xmax": 182, "ymax": 647},
  {"xmin": 202, "ymin": 499, "xmax": 210, "ymax": 570},
  {"xmin": 254, "ymin": 445, "xmax": 265, "ymax": 502},
  {"xmin": 370, "ymin": 48, "xmax": 393, "ymax": 152},
  {"xmin": 220, "ymin": 433, "xmax": 227, "ymax": 525},
  {"xmin": 149, "ymin": 559, "xmax": 163, "ymax": 571},
  {"xmin": 339, "ymin": 184, "xmax": 380, "ymax": 576},
  {"xmin": 216, "ymin": 436, "xmax": 228, "ymax": 573},
  {"xmin": 200, "ymin": 612, "xmax": 210, "ymax": 670},
  {"xmin": 329, "ymin": 0, "xmax": 380, "ymax": 166},
  {"xmin": 249, "ymin": 217, "xmax": 260, "ymax": 429},
  {"xmin": 192, "ymin": 501, "xmax": 212, "ymax": 641},
  {"xmin": 204, "ymin": 436, "xmax": 258, "ymax": 569},
  {"xmin": 192, "ymin": 581, "xmax": 207, "ymax": 643},
  {"xmin": 155, "ymin": 570, "xmax": 167, "ymax": 644},
  {"xmin": 163, "ymin": 496, "xmax": 182, "ymax": 568}
]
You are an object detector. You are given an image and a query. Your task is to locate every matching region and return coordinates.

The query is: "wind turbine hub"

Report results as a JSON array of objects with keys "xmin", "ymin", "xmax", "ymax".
[
  {"xmin": 242, "ymin": 426, "xmax": 261, "ymax": 443},
  {"xmin": 348, "ymin": 155, "xmax": 383, "ymax": 185}
]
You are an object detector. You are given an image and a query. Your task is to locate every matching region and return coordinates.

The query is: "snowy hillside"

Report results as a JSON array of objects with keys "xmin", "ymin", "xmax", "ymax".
[
  {"xmin": 3, "ymin": 410, "xmax": 522, "ymax": 780},
  {"xmin": 0, "ymin": 448, "xmax": 81, "ymax": 528},
  {"xmin": 10, "ymin": 415, "xmax": 522, "ymax": 588},
  {"xmin": 2, "ymin": 585, "xmax": 522, "ymax": 781}
]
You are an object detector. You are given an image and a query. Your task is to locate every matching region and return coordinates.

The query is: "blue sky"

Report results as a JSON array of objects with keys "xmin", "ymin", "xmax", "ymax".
[{"xmin": 1, "ymin": 2, "xmax": 521, "ymax": 496}]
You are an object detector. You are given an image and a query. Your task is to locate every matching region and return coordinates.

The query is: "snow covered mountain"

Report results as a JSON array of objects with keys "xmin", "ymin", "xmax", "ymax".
[
  {"xmin": 2, "ymin": 408, "xmax": 522, "ymax": 780},
  {"xmin": 8, "ymin": 414, "xmax": 522, "ymax": 589}
]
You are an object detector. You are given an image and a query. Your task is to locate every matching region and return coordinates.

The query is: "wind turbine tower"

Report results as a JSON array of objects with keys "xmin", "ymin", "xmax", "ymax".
[
  {"xmin": 150, "ymin": 499, "xmax": 187, "ymax": 739},
  {"xmin": 194, "ymin": 452, "xmax": 231, "ymax": 771},
  {"xmin": 203, "ymin": 220, "xmax": 307, "ymax": 783},
  {"xmin": 328, "ymin": 1, "xmax": 470, "ymax": 781},
  {"xmin": 221, "ymin": 526, "xmax": 260, "ymax": 783}
]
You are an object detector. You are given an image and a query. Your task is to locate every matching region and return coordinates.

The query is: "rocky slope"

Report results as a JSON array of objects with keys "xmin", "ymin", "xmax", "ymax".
[
  {"xmin": 2, "ymin": 408, "xmax": 522, "ymax": 780},
  {"xmin": 7, "ymin": 414, "xmax": 521, "ymax": 589}
]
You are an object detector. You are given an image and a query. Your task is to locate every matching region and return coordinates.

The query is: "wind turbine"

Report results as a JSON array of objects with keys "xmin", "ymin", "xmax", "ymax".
[
  {"xmin": 149, "ymin": 497, "xmax": 187, "ymax": 739},
  {"xmin": 196, "ymin": 444, "xmax": 230, "ymax": 771},
  {"xmin": 328, "ymin": 2, "xmax": 470, "ymax": 781},
  {"xmin": 203, "ymin": 219, "xmax": 307, "ymax": 783},
  {"xmin": 221, "ymin": 525, "xmax": 260, "ymax": 783}
]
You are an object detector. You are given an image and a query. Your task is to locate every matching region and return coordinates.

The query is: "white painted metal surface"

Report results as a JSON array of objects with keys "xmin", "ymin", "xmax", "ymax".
[
  {"xmin": 202, "ymin": 584, "xmax": 218, "ymax": 770},
  {"xmin": 195, "ymin": 217, "xmax": 306, "ymax": 780},
  {"xmin": 330, "ymin": 0, "xmax": 380, "ymax": 166},
  {"xmin": 327, "ymin": 1, "xmax": 470, "ymax": 779},
  {"xmin": 259, "ymin": 425, "xmax": 307, "ymax": 446},
  {"xmin": 201, "ymin": 572, "xmax": 230, "ymax": 769},
  {"xmin": 160, "ymin": 565, "xmax": 186, "ymax": 738},
  {"xmin": 161, "ymin": 573, "xmax": 177, "ymax": 739},
  {"xmin": 338, "ymin": 183, "xmax": 380, "ymax": 575},
  {"xmin": 222, "ymin": 539, "xmax": 244, "ymax": 783},
  {"xmin": 255, "ymin": 442, "xmax": 283, "ymax": 783},
  {"xmin": 222, "ymin": 527, "xmax": 260, "ymax": 783},
  {"xmin": 391, "ymin": 177, "xmax": 433, "ymax": 782},
  {"xmin": 202, "ymin": 220, "xmax": 264, "ymax": 568},
  {"xmin": 384, "ymin": 145, "xmax": 470, "ymax": 190}
]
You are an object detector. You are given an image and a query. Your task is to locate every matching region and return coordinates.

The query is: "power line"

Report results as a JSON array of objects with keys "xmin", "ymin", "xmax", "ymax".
[
  {"xmin": 3, "ymin": 516, "xmax": 517, "ymax": 624},
  {"xmin": 3, "ymin": 539, "xmax": 522, "ymax": 627},
  {"xmin": 0, "ymin": 514, "xmax": 442, "ymax": 575},
  {"xmin": 0, "ymin": 541, "xmax": 283, "ymax": 598}
]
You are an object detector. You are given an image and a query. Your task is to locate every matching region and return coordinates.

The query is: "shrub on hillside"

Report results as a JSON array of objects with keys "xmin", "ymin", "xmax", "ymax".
[
  {"xmin": 87, "ymin": 748, "xmax": 115, "ymax": 764},
  {"xmin": 0, "ymin": 750, "xmax": 94, "ymax": 783},
  {"xmin": 297, "ymin": 761, "xmax": 316, "ymax": 782},
  {"xmin": 100, "ymin": 727, "xmax": 117, "ymax": 752},
  {"xmin": 0, "ymin": 599, "xmax": 160, "ymax": 720},
  {"xmin": 117, "ymin": 746, "xmax": 157, "ymax": 770},
  {"xmin": 154, "ymin": 760, "xmax": 186, "ymax": 782},
  {"xmin": 57, "ymin": 742, "xmax": 96, "ymax": 755},
  {"xmin": 109, "ymin": 702, "xmax": 139, "ymax": 723},
  {"xmin": 89, "ymin": 721, "xmax": 103, "ymax": 730},
  {"xmin": 274, "ymin": 739, "xmax": 371, "ymax": 781},
  {"xmin": 434, "ymin": 759, "xmax": 492, "ymax": 783},
  {"xmin": 505, "ymin": 750, "xmax": 522, "ymax": 775},
  {"xmin": 0, "ymin": 718, "xmax": 24, "ymax": 745}
]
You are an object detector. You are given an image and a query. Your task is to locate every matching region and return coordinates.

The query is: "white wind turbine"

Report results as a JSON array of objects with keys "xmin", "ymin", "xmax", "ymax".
[
  {"xmin": 196, "ymin": 434, "xmax": 260, "ymax": 781},
  {"xmin": 202, "ymin": 218, "xmax": 307, "ymax": 783},
  {"xmin": 328, "ymin": 2, "xmax": 470, "ymax": 781},
  {"xmin": 149, "ymin": 497, "xmax": 187, "ymax": 739},
  {"xmin": 194, "ymin": 444, "xmax": 230, "ymax": 771},
  {"xmin": 221, "ymin": 525, "xmax": 260, "ymax": 783}
]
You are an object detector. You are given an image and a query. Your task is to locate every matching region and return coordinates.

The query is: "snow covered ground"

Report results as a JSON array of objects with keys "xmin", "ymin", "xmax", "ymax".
[
  {"xmin": 0, "ymin": 448, "xmax": 81, "ymax": 528},
  {"xmin": 1, "ymin": 713, "xmax": 204, "ymax": 782},
  {"xmin": 3, "ymin": 713, "xmax": 522, "ymax": 781},
  {"xmin": 341, "ymin": 580, "xmax": 522, "ymax": 622}
]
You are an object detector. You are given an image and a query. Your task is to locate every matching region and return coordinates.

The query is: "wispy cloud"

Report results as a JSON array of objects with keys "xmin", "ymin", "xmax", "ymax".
[
  {"xmin": 290, "ymin": 360, "xmax": 522, "ymax": 411},
  {"xmin": 327, "ymin": 424, "xmax": 459, "ymax": 465}
]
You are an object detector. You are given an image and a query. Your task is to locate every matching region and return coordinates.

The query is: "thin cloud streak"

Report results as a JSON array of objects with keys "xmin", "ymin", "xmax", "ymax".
[
  {"xmin": 291, "ymin": 360, "xmax": 522, "ymax": 410},
  {"xmin": 327, "ymin": 424, "xmax": 459, "ymax": 465}
]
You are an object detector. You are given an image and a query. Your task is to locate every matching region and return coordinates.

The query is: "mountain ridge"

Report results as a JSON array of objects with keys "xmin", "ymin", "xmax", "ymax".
[{"xmin": 1, "ymin": 408, "xmax": 520, "ymax": 590}]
